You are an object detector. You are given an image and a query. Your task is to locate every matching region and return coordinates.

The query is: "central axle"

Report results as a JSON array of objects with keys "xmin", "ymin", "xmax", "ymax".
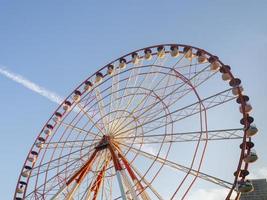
[{"xmin": 95, "ymin": 135, "xmax": 112, "ymax": 150}]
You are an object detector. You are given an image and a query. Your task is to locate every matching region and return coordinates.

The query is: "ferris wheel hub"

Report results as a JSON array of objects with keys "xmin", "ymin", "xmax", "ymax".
[{"xmin": 95, "ymin": 135, "xmax": 114, "ymax": 150}]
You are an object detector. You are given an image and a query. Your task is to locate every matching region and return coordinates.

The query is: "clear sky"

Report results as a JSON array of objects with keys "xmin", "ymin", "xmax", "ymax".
[{"xmin": 0, "ymin": 0, "xmax": 267, "ymax": 199}]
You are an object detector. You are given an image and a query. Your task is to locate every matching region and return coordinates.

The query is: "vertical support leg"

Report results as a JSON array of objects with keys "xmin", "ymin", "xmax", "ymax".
[
  {"xmin": 120, "ymin": 169, "xmax": 140, "ymax": 200},
  {"xmin": 108, "ymin": 144, "xmax": 128, "ymax": 200},
  {"xmin": 117, "ymin": 149, "xmax": 150, "ymax": 200},
  {"xmin": 116, "ymin": 171, "xmax": 127, "ymax": 200}
]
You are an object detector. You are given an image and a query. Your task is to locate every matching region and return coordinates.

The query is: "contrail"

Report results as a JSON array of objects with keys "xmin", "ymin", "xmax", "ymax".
[{"xmin": 0, "ymin": 66, "xmax": 64, "ymax": 104}]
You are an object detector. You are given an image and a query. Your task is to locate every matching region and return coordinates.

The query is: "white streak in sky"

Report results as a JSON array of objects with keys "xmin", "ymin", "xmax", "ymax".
[{"xmin": 0, "ymin": 66, "xmax": 64, "ymax": 104}]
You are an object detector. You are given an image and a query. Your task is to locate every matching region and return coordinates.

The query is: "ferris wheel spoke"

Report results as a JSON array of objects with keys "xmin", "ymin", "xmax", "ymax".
[
  {"xmin": 169, "ymin": 88, "xmax": 235, "ymax": 122},
  {"xmin": 154, "ymin": 65, "xmax": 208, "ymax": 95},
  {"xmin": 41, "ymin": 138, "xmax": 100, "ymax": 149},
  {"xmin": 114, "ymin": 88, "xmax": 235, "ymax": 137},
  {"xmin": 152, "ymin": 61, "xmax": 211, "ymax": 96},
  {"xmin": 109, "ymin": 61, "xmax": 144, "ymax": 134},
  {"xmin": 120, "ymin": 143, "xmax": 233, "ymax": 190},
  {"xmin": 60, "ymin": 121, "xmax": 101, "ymax": 138},
  {"xmin": 116, "ymin": 128, "xmax": 244, "ymax": 144},
  {"xmin": 110, "ymin": 88, "xmax": 161, "ymax": 136},
  {"xmin": 148, "ymin": 62, "xmax": 213, "ymax": 106},
  {"xmin": 112, "ymin": 64, "xmax": 215, "ymax": 135},
  {"xmin": 94, "ymin": 87, "xmax": 109, "ymax": 133},
  {"xmin": 31, "ymin": 160, "xmax": 88, "ymax": 192},
  {"xmin": 187, "ymin": 56, "xmax": 195, "ymax": 80},
  {"xmin": 171, "ymin": 49, "xmax": 188, "ymax": 69},
  {"xmin": 110, "ymin": 56, "xmax": 168, "ymax": 134},
  {"xmin": 133, "ymin": 65, "xmax": 214, "ymax": 123},
  {"xmin": 42, "ymin": 162, "xmax": 85, "ymax": 197},
  {"xmin": 172, "ymin": 62, "xmax": 201, "ymax": 71},
  {"xmin": 76, "ymin": 103, "xmax": 106, "ymax": 136},
  {"xmin": 107, "ymin": 67, "xmax": 120, "ymax": 134},
  {"xmin": 167, "ymin": 67, "xmax": 214, "ymax": 106},
  {"xmin": 109, "ymin": 65, "xmax": 137, "ymax": 134},
  {"xmin": 140, "ymin": 58, "xmax": 168, "ymax": 92},
  {"xmin": 26, "ymin": 150, "xmax": 93, "ymax": 198},
  {"xmin": 31, "ymin": 143, "xmax": 96, "ymax": 178},
  {"xmin": 150, "ymin": 56, "xmax": 194, "ymax": 106},
  {"xmin": 34, "ymin": 157, "xmax": 82, "ymax": 179},
  {"xmin": 32, "ymin": 164, "xmax": 82, "ymax": 197},
  {"xmin": 108, "ymin": 66, "xmax": 177, "ymax": 135},
  {"xmin": 111, "ymin": 66, "xmax": 142, "ymax": 134}
]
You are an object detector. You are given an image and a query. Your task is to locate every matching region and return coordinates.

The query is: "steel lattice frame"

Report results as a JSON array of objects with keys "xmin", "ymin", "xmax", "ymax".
[{"xmin": 14, "ymin": 44, "xmax": 257, "ymax": 200}]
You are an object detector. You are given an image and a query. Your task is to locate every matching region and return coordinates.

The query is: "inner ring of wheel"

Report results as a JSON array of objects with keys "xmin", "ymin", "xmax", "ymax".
[{"xmin": 75, "ymin": 85, "xmax": 174, "ymax": 177}]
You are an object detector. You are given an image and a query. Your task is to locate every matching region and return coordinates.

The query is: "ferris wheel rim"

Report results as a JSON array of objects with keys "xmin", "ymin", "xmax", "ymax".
[{"xmin": 14, "ymin": 43, "xmax": 256, "ymax": 200}]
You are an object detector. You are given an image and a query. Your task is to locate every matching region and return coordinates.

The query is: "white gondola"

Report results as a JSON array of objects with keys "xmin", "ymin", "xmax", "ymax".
[
  {"xmin": 144, "ymin": 49, "xmax": 152, "ymax": 60},
  {"xmin": 209, "ymin": 56, "xmax": 221, "ymax": 71},
  {"xmin": 119, "ymin": 58, "xmax": 127, "ymax": 69},
  {"xmin": 22, "ymin": 170, "xmax": 30, "ymax": 178},
  {"xmin": 210, "ymin": 61, "xmax": 220, "ymax": 71},
  {"xmin": 44, "ymin": 124, "xmax": 53, "ymax": 136},
  {"xmin": 28, "ymin": 156, "xmax": 36, "ymax": 163},
  {"xmin": 84, "ymin": 81, "xmax": 93, "ymax": 91},
  {"xmin": 73, "ymin": 90, "xmax": 81, "ymax": 102},
  {"xmin": 170, "ymin": 45, "xmax": 179, "ymax": 57},
  {"xmin": 36, "ymin": 137, "xmax": 45, "ymax": 148},
  {"xmin": 132, "ymin": 52, "xmax": 140, "ymax": 64},
  {"xmin": 246, "ymin": 125, "xmax": 258, "ymax": 137},
  {"xmin": 28, "ymin": 151, "xmax": 38, "ymax": 163},
  {"xmin": 197, "ymin": 50, "xmax": 207, "ymax": 63},
  {"xmin": 28, "ymin": 157, "xmax": 36, "ymax": 162},
  {"xmin": 244, "ymin": 150, "xmax": 258, "ymax": 163},
  {"xmin": 44, "ymin": 129, "xmax": 51, "ymax": 135},
  {"xmin": 239, "ymin": 104, "xmax": 252, "ymax": 113},
  {"xmin": 36, "ymin": 142, "xmax": 44, "ymax": 148},
  {"xmin": 53, "ymin": 112, "xmax": 62, "ymax": 122},
  {"xmin": 222, "ymin": 73, "xmax": 232, "ymax": 81},
  {"xmin": 183, "ymin": 47, "xmax": 193, "ymax": 60},
  {"xmin": 21, "ymin": 166, "xmax": 32, "ymax": 177},
  {"xmin": 28, "ymin": 155, "xmax": 37, "ymax": 163},
  {"xmin": 107, "ymin": 65, "xmax": 114, "ymax": 75},
  {"xmin": 63, "ymin": 101, "xmax": 71, "ymax": 111},
  {"xmin": 17, "ymin": 181, "xmax": 27, "ymax": 194},
  {"xmin": 198, "ymin": 55, "xmax": 207, "ymax": 63},
  {"xmin": 232, "ymin": 86, "xmax": 244, "ymax": 96},
  {"xmin": 157, "ymin": 46, "xmax": 165, "ymax": 59},
  {"xmin": 95, "ymin": 72, "xmax": 103, "ymax": 83},
  {"xmin": 16, "ymin": 188, "xmax": 24, "ymax": 194},
  {"xmin": 237, "ymin": 180, "xmax": 254, "ymax": 193}
]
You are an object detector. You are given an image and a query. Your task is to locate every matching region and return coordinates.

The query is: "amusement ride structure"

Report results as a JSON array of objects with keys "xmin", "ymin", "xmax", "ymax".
[{"xmin": 14, "ymin": 44, "xmax": 258, "ymax": 200}]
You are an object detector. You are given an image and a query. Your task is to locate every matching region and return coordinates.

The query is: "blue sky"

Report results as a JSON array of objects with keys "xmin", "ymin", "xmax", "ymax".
[{"xmin": 0, "ymin": 0, "xmax": 267, "ymax": 199}]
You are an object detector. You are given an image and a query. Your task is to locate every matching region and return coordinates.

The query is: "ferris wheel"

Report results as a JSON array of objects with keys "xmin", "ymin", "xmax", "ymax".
[{"xmin": 14, "ymin": 44, "xmax": 258, "ymax": 200}]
